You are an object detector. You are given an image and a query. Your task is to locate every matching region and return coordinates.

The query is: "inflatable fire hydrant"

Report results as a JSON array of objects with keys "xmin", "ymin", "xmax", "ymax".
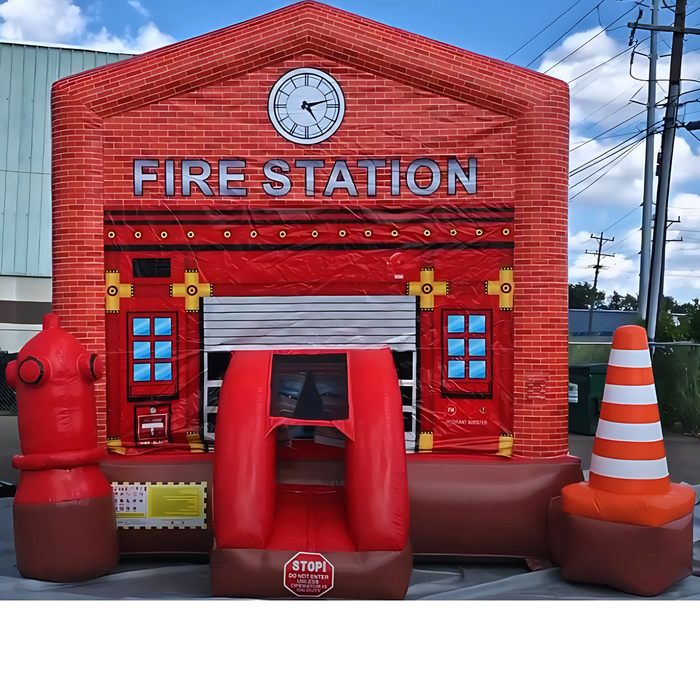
[{"xmin": 6, "ymin": 314, "xmax": 119, "ymax": 582}]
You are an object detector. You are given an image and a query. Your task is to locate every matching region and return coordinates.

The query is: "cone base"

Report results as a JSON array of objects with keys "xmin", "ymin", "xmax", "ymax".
[
  {"xmin": 13, "ymin": 494, "xmax": 120, "ymax": 582},
  {"xmin": 561, "ymin": 481, "xmax": 695, "ymax": 527},
  {"xmin": 548, "ymin": 497, "xmax": 693, "ymax": 597}
]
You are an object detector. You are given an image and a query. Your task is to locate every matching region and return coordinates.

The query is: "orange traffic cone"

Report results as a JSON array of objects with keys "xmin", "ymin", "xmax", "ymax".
[
  {"xmin": 547, "ymin": 325, "xmax": 696, "ymax": 596},
  {"xmin": 562, "ymin": 325, "xmax": 695, "ymax": 527}
]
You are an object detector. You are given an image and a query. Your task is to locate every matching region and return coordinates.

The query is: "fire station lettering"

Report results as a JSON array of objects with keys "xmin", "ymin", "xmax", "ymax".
[{"xmin": 133, "ymin": 157, "xmax": 477, "ymax": 198}]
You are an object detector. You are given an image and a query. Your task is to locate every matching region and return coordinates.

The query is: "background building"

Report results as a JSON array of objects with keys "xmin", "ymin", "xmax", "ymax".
[{"xmin": 0, "ymin": 39, "xmax": 131, "ymax": 354}]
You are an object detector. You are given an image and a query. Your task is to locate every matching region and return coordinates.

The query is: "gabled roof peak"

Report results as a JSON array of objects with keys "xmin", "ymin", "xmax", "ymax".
[{"xmin": 54, "ymin": 0, "xmax": 566, "ymax": 120}]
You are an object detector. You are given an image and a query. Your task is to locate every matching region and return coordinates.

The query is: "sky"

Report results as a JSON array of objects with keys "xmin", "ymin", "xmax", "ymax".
[{"xmin": 3, "ymin": 0, "xmax": 700, "ymax": 302}]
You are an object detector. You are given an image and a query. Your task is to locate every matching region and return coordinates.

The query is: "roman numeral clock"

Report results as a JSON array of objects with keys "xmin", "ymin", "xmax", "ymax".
[{"xmin": 268, "ymin": 68, "xmax": 345, "ymax": 145}]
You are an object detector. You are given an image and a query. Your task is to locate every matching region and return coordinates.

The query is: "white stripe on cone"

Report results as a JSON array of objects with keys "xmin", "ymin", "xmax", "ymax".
[
  {"xmin": 608, "ymin": 348, "xmax": 652, "ymax": 369},
  {"xmin": 591, "ymin": 454, "xmax": 669, "ymax": 480},
  {"xmin": 602, "ymin": 383, "xmax": 658, "ymax": 405},
  {"xmin": 595, "ymin": 418, "xmax": 663, "ymax": 442}
]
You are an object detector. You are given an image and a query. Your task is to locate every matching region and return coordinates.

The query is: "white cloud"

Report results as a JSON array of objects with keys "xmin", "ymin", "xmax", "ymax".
[
  {"xmin": 86, "ymin": 22, "xmax": 173, "ymax": 53},
  {"xmin": 128, "ymin": 0, "xmax": 148, "ymax": 17},
  {"xmin": 0, "ymin": 0, "xmax": 86, "ymax": 42},
  {"xmin": 538, "ymin": 21, "xmax": 700, "ymax": 302},
  {"xmin": 0, "ymin": 0, "xmax": 172, "ymax": 52}
]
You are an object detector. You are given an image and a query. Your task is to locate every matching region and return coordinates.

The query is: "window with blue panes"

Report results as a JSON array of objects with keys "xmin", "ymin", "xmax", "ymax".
[
  {"xmin": 443, "ymin": 310, "xmax": 490, "ymax": 389},
  {"xmin": 129, "ymin": 314, "xmax": 176, "ymax": 386}
]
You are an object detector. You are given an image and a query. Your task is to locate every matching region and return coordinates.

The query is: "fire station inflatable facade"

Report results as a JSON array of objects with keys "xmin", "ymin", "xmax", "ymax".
[{"xmin": 17, "ymin": 1, "xmax": 601, "ymax": 595}]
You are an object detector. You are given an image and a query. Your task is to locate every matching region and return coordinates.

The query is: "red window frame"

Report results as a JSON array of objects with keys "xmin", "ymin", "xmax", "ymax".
[
  {"xmin": 440, "ymin": 308, "xmax": 492, "ymax": 398},
  {"xmin": 127, "ymin": 311, "xmax": 179, "ymax": 400}
]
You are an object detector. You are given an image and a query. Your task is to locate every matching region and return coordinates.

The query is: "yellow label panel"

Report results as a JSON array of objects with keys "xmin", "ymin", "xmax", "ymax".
[
  {"xmin": 112, "ymin": 482, "xmax": 207, "ymax": 529},
  {"xmin": 148, "ymin": 484, "xmax": 204, "ymax": 518}
]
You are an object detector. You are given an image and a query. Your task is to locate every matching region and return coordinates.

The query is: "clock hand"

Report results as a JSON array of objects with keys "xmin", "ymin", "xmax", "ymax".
[
  {"xmin": 300, "ymin": 101, "xmax": 317, "ymax": 119},
  {"xmin": 305, "ymin": 99, "xmax": 327, "ymax": 107}
]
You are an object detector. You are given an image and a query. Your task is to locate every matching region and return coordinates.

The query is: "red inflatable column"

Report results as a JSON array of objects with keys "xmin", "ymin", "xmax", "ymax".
[
  {"xmin": 213, "ymin": 350, "xmax": 277, "ymax": 549},
  {"xmin": 345, "ymin": 348, "xmax": 410, "ymax": 551},
  {"xmin": 7, "ymin": 314, "xmax": 119, "ymax": 582}
]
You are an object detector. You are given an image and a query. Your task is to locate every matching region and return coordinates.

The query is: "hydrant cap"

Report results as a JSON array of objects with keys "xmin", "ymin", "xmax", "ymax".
[{"xmin": 42, "ymin": 314, "xmax": 60, "ymax": 330}]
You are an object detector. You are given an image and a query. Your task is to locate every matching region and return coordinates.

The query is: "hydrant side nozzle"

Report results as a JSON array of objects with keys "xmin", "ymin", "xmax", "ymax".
[
  {"xmin": 18, "ymin": 356, "xmax": 50, "ymax": 387},
  {"xmin": 77, "ymin": 352, "xmax": 104, "ymax": 382}
]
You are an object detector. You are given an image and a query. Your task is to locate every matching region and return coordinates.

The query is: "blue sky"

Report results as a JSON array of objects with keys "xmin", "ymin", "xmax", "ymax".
[{"xmin": 3, "ymin": 0, "xmax": 700, "ymax": 302}]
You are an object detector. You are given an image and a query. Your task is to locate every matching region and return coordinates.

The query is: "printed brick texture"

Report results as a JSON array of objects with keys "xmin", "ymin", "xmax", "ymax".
[{"xmin": 52, "ymin": 0, "xmax": 569, "ymax": 457}]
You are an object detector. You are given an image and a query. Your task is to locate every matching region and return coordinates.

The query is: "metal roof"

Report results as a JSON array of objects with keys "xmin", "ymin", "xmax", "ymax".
[{"xmin": 0, "ymin": 41, "xmax": 133, "ymax": 277}]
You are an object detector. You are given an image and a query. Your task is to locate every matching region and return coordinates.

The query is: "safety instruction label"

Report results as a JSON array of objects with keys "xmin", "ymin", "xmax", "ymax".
[
  {"xmin": 283, "ymin": 552, "xmax": 334, "ymax": 597},
  {"xmin": 111, "ymin": 482, "xmax": 207, "ymax": 529}
]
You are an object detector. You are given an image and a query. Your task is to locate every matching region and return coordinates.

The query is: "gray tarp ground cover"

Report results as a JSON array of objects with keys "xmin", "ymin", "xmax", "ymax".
[{"xmin": 1, "ymin": 492, "xmax": 699, "ymax": 600}]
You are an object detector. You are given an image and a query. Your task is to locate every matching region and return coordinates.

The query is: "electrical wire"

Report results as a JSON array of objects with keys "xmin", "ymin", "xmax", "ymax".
[
  {"xmin": 526, "ymin": 1, "xmax": 607, "ymax": 68},
  {"xmin": 568, "ymin": 41, "xmax": 639, "ymax": 83},
  {"xmin": 570, "ymin": 127, "xmax": 654, "ymax": 176},
  {"xmin": 505, "ymin": 0, "xmax": 588, "ymax": 60},
  {"xmin": 569, "ymin": 138, "xmax": 646, "ymax": 199},
  {"xmin": 570, "ymin": 137, "xmax": 644, "ymax": 189},
  {"xmin": 602, "ymin": 204, "xmax": 643, "ymax": 233},
  {"xmin": 571, "ymin": 107, "xmax": 648, "ymax": 150},
  {"xmin": 543, "ymin": 2, "xmax": 646, "ymax": 74}
]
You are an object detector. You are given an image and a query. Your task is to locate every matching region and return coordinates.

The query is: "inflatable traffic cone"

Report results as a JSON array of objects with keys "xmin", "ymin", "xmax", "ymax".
[
  {"xmin": 547, "ymin": 325, "xmax": 696, "ymax": 596},
  {"xmin": 562, "ymin": 325, "xmax": 695, "ymax": 527}
]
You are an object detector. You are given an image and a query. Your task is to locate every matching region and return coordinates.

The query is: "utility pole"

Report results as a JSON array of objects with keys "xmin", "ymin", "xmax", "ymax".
[
  {"xmin": 628, "ymin": 1, "xmax": 700, "ymax": 343},
  {"xmin": 585, "ymin": 233, "xmax": 615, "ymax": 335},
  {"xmin": 645, "ymin": 0, "xmax": 685, "ymax": 343},
  {"xmin": 638, "ymin": 0, "xmax": 659, "ymax": 321}
]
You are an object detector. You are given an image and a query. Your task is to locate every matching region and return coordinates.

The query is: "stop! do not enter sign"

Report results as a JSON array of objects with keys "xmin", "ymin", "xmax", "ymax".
[{"xmin": 284, "ymin": 552, "xmax": 334, "ymax": 598}]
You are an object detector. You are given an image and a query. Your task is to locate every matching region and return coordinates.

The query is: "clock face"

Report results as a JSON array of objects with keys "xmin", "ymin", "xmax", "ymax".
[{"xmin": 268, "ymin": 68, "xmax": 345, "ymax": 145}]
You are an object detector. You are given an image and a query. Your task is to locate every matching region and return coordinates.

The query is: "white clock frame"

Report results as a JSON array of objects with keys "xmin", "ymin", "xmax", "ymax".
[{"xmin": 267, "ymin": 67, "xmax": 346, "ymax": 145}]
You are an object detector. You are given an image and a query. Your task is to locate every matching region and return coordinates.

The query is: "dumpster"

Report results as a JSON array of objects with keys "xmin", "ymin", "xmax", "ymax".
[{"xmin": 568, "ymin": 364, "xmax": 608, "ymax": 436}]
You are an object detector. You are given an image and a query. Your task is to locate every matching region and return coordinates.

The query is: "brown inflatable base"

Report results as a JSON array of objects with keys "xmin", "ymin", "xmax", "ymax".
[
  {"xmin": 100, "ymin": 457, "xmax": 214, "ymax": 554},
  {"xmin": 210, "ymin": 544, "xmax": 414, "ymax": 599},
  {"xmin": 547, "ymin": 497, "xmax": 693, "ymax": 597},
  {"xmin": 13, "ymin": 494, "xmax": 120, "ymax": 583},
  {"xmin": 408, "ymin": 454, "xmax": 583, "ymax": 558}
]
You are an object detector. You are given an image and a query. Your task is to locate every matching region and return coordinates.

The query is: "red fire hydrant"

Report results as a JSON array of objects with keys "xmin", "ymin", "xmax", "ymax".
[{"xmin": 6, "ymin": 314, "xmax": 119, "ymax": 582}]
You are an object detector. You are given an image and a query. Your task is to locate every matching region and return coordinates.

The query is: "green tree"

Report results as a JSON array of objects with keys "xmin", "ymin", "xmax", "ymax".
[
  {"xmin": 607, "ymin": 291, "xmax": 622, "ymax": 310},
  {"xmin": 620, "ymin": 293, "xmax": 638, "ymax": 311},
  {"xmin": 656, "ymin": 297, "xmax": 686, "ymax": 342},
  {"xmin": 682, "ymin": 299, "xmax": 700, "ymax": 343},
  {"xmin": 568, "ymin": 282, "xmax": 606, "ymax": 310}
]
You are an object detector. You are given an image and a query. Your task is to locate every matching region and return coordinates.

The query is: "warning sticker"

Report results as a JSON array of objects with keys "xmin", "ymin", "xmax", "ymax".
[
  {"xmin": 283, "ymin": 552, "xmax": 334, "ymax": 598},
  {"xmin": 111, "ymin": 482, "xmax": 207, "ymax": 529}
]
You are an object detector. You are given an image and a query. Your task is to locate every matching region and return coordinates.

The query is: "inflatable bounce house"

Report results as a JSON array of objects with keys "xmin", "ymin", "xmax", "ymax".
[{"xmin": 6, "ymin": 1, "xmax": 696, "ymax": 598}]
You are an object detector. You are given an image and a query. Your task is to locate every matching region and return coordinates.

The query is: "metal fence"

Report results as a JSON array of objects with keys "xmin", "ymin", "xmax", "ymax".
[{"xmin": 0, "ymin": 352, "xmax": 17, "ymax": 415}]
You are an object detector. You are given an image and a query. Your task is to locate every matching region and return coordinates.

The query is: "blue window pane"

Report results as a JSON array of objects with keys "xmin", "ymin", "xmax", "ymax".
[
  {"xmin": 469, "ymin": 339, "xmax": 486, "ymax": 357},
  {"xmin": 154, "ymin": 341, "xmax": 172, "ymax": 359},
  {"xmin": 447, "ymin": 315, "xmax": 465, "ymax": 334},
  {"xmin": 154, "ymin": 363, "xmax": 172, "ymax": 381},
  {"xmin": 447, "ymin": 338, "xmax": 465, "ymax": 357},
  {"xmin": 133, "ymin": 364, "xmax": 151, "ymax": 382},
  {"xmin": 469, "ymin": 315, "xmax": 486, "ymax": 334},
  {"xmin": 469, "ymin": 360, "xmax": 487, "ymax": 379},
  {"xmin": 447, "ymin": 360, "xmax": 465, "ymax": 379},
  {"xmin": 133, "ymin": 342, "xmax": 151, "ymax": 360},
  {"xmin": 154, "ymin": 317, "xmax": 172, "ymax": 336},
  {"xmin": 133, "ymin": 318, "xmax": 150, "ymax": 336}
]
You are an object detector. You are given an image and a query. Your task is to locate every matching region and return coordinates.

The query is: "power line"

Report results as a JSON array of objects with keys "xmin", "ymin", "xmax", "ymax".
[
  {"xmin": 526, "ymin": 1, "xmax": 606, "ymax": 68},
  {"xmin": 570, "ymin": 139, "xmax": 645, "ymax": 200},
  {"xmin": 571, "ymin": 107, "xmax": 648, "ymax": 151},
  {"xmin": 570, "ymin": 138, "xmax": 644, "ymax": 191},
  {"xmin": 570, "ymin": 126, "xmax": 655, "ymax": 177},
  {"xmin": 602, "ymin": 203, "xmax": 643, "ymax": 233},
  {"xmin": 568, "ymin": 40, "xmax": 643, "ymax": 84},
  {"xmin": 543, "ymin": 2, "xmax": 646, "ymax": 74},
  {"xmin": 505, "ymin": 0, "xmax": 588, "ymax": 60}
]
